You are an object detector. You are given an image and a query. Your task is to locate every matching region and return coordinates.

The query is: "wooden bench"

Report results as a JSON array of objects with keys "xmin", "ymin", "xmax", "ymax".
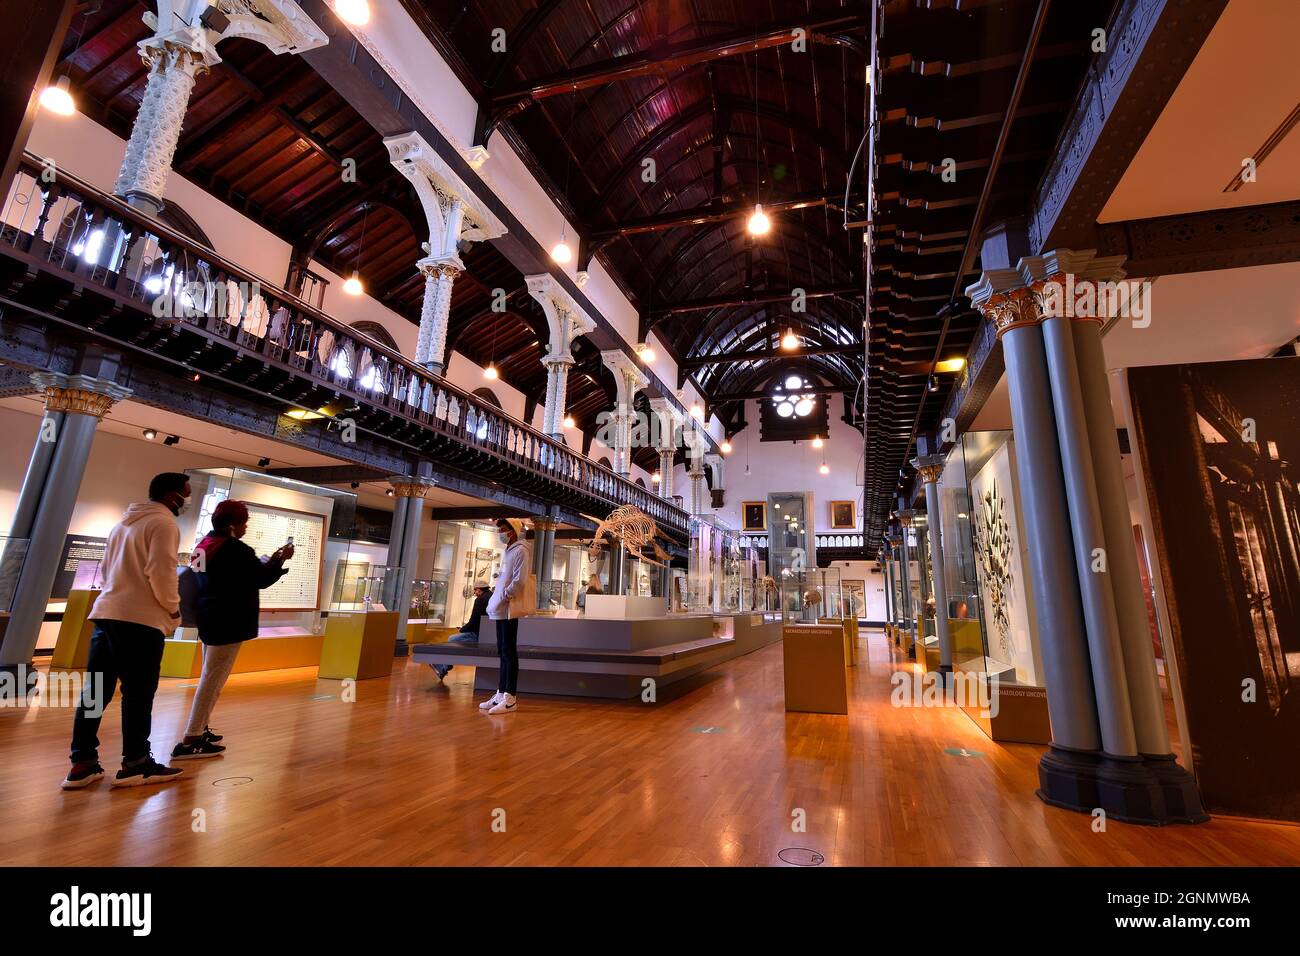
[{"xmin": 411, "ymin": 635, "xmax": 735, "ymax": 698}]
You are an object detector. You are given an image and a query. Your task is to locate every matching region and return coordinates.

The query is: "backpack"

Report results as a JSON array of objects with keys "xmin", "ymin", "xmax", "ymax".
[{"xmin": 177, "ymin": 565, "xmax": 204, "ymax": 628}]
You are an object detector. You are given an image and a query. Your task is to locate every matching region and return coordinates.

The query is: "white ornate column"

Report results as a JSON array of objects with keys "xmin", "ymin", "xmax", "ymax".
[
  {"xmin": 600, "ymin": 350, "xmax": 650, "ymax": 476},
  {"xmin": 114, "ymin": 2, "xmax": 326, "ymax": 216},
  {"xmin": 527, "ymin": 275, "xmax": 595, "ymax": 439},
  {"xmin": 648, "ymin": 396, "xmax": 681, "ymax": 498},
  {"xmin": 387, "ymin": 132, "xmax": 506, "ymax": 375}
]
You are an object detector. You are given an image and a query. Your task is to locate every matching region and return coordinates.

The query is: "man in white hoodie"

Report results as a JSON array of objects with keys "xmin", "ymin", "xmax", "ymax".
[
  {"xmin": 479, "ymin": 518, "xmax": 532, "ymax": 715},
  {"xmin": 63, "ymin": 472, "xmax": 191, "ymax": 790}
]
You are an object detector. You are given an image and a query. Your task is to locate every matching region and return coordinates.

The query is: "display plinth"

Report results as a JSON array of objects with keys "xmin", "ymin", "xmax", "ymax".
[
  {"xmin": 782, "ymin": 623, "xmax": 848, "ymax": 714},
  {"xmin": 318, "ymin": 610, "xmax": 398, "ymax": 680},
  {"xmin": 48, "ymin": 589, "xmax": 98, "ymax": 671},
  {"xmin": 162, "ymin": 632, "xmax": 325, "ymax": 677},
  {"xmin": 584, "ymin": 594, "xmax": 666, "ymax": 619}
]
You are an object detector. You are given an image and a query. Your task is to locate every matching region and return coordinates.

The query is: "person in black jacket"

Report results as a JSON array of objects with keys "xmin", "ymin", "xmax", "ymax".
[
  {"xmin": 171, "ymin": 499, "xmax": 292, "ymax": 760},
  {"xmin": 432, "ymin": 580, "xmax": 492, "ymax": 681}
]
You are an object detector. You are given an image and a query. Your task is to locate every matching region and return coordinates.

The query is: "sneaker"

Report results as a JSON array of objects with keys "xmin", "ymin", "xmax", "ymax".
[
  {"xmin": 487, "ymin": 694, "xmax": 518, "ymax": 715},
  {"xmin": 62, "ymin": 762, "xmax": 105, "ymax": 790},
  {"xmin": 479, "ymin": 692, "xmax": 504, "ymax": 711},
  {"xmin": 111, "ymin": 756, "xmax": 184, "ymax": 788},
  {"xmin": 201, "ymin": 726, "xmax": 223, "ymax": 744},
  {"xmin": 171, "ymin": 738, "xmax": 226, "ymax": 760}
]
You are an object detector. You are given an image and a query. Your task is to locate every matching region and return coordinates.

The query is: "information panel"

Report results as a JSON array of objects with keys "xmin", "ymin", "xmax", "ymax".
[{"xmin": 241, "ymin": 504, "xmax": 325, "ymax": 611}]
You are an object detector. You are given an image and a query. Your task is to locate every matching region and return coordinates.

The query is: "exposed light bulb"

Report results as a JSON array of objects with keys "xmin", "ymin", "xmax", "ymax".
[
  {"xmin": 812, "ymin": 436, "xmax": 824, "ymax": 449},
  {"xmin": 690, "ymin": 402, "xmax": 704, "ymax": 420},
  {"xmin": 343, "ymin": 272, "xmax": 364, "ymax": 296},
  {"xmin": 562, "ymin": 415, "xmax": 575, "ymax": 428},
  {"xmin": 39, "ymin": 76, "xmax": 76, "ymax": 116},
  {"xmin": 551, "ymin": 240, "xmax": 573, "ymax": 264},
  {"xmin": 720, "ymin": 440, "xmax": 732, "ymax": 454},
  {"xmin": 819, "ymin": 463, "xmax": 830, "ymax": 475},
  {"xmin": 652, "ymin": 472, "xmax": 662, "ymax": 484},
  {"xmin": 142, "ymin": 429, "xmax": 157, "ymax": 441},
  {"xmin": 746, "ymin": 203, "xmax": 771, "ymax": 236},
  {"xmin": 637, "ymin": 343, "xmax": 656, "ymax": 363},
  {"xmin": 483, "ymin": 364, "xmax": 499, "ymax": 380},
  {"xmin": 781, "ymin": 328, "xmax": 799, "ymax": 350},
  {"xmin": 333, "ymin": 0, "xmax": 371, "ymax": 26}
]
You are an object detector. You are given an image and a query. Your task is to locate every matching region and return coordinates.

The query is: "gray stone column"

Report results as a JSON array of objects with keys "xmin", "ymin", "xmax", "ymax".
[
  {"xmin": 978, "ymin": 289, "xmax": 1102, "ymax": 754},
  {"xmin": 914, "ymin": 456, "xmax": 954, "ymax": 673},
  {"xmin": 607, "ymin": 543, "xmax": 625, "ymax": 595},
  {"xmin": 1073, "ymin": 317, "xmax": 1171, "ymax": 757},
  {"xmin": 388, "ymin": 471, "xmax": 433, "ymax": 655},
  {"xmin": 9, "ymin": 410, "xmax": 64, "ymax": 544},
  {"xmin": 657, "ymin": 449, "xmax": 675, "ymax": 498},
  {"xmin": 1, "ymin": 373, "xmax": 131, "ymax": 668},
  {"xmin": 541, "ymin": 356, "xmax": 573, "ymax": 440},
  {"xmin": 533, "ymin": 514, "xmax": 558, "ymax": 608},
  {"xmin": 1042, "ymin": 312, "xmax": 1138, "ymax": 759},
  {"xmin": 896, "ymin": 518, "xmax": 914, "ymax": 656}
]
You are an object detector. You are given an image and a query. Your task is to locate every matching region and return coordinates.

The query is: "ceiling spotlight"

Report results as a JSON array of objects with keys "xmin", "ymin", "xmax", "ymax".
[
  {"xmin": 343, "ymin": 271, "xmax": 364, "ymax": 296},
  {"xmin": 812, "ymin": 436, "xmax": 824, "ymax": 449},
  {"xmin": 720, "ymin": 440, "xmax": 732, "ymax": 454},
  {"xmin": 386, "ymin": 488, "xmax": 395, "ymax": 497},
  {"xmin": 746, "ymin": 203, "xmax": 771, "ymax": 236},
  {"xmin": 774, "ymin": 503, "xmax": 781, "ymax": 510},
  {"xmin": 333, "ymin": 0, "xmax": 371, "ymax": 26},
  {"xmin": 142, "ymin": 429, "xmax": 157, "ymax": 441},
  {"xmin": 927, "ymin": 374, "xmax": 939, "ymax": 393},
  {"xmin": 652, "ymin": 472, "xmax": 662, "ymax": 484},
  {"xmin": 258, "ymin": 457, "xmax": 271, "ymax": 467},
  {"xmin": 562, "ymin": 414, "xmax": 575, "ymax": 428},
  {"xmin": 636, "ymin": 343, "xmax": 656, "ymax": 363},
  {"xmin": 781, "ymin": 328, "xmax": 799, "ymax": 350},
  {"xmin": 163, "ymin": 435, "xmax": 181, "ymax": 447},
  {"xmin": 191, "ymin": 373, "xmax": 201, "ymax": 382},
  {"xmin": 483, "ymin": 363, "xmax": 499, "ymax": 380},
  {"xmin": 551, "ymin": 240, "xmax": 573, "ymax": 264},
  {"xmin": 39, "ymin": 76, "xmax": 76, "ymax": 116},
  {"xmin": 819, "ymin": 463, "xmax": 830, "ymax": 475}
]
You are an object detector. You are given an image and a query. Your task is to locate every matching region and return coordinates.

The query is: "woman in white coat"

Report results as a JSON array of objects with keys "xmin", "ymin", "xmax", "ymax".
[{"xmin": 480, "ymin": 518, "xmax": 531, "ymax": 714}]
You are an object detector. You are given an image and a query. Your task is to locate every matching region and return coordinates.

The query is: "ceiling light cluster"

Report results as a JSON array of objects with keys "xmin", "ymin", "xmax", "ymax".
[{"xmin": 771, "ymin": 375, "xmax": 818, "ymax": 419}]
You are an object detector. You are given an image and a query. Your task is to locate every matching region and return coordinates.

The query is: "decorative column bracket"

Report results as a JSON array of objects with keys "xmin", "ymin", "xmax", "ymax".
[
  {"xmin": 528, "ymin": 274, "xmax": 596, "ymax": 439},
  {"xmin": 387, "ymin": 132, "xmax": 507, "ymax": 374},
  {"xmin": 600, "ymin": 349, "xmax": 650, "ymax": 476}
]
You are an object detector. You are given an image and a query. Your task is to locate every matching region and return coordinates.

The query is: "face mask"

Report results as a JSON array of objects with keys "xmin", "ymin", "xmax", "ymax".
[
  {"xmin": 498, "ymin": 534, "xmax": 511, "ymax": 545},
  {"xmin": 175, "ymin": 498, "xmax": 191, "ymax": 516}
]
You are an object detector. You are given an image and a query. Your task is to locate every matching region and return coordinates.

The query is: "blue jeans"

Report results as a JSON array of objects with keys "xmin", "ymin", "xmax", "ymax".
[{"xmin": 432, "ymin": 630, "xmax": 478, "ymax": 678}]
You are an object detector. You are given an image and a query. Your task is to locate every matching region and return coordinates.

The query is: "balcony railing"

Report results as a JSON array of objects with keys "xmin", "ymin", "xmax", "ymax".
[{"xmin": 0, "ymin": 154, "xmax": 690, "ymax": 536}]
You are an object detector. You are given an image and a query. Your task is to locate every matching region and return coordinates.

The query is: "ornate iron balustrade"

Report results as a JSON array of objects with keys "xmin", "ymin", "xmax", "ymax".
[{"xmin": 0, "ymin": 154, "xmax": 689, "ymax": 536}]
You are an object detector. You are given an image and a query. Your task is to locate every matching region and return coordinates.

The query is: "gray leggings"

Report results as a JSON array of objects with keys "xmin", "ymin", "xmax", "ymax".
[{"xmin": 184, "ymin": 643, "xmax": 241, "ymax": 738}]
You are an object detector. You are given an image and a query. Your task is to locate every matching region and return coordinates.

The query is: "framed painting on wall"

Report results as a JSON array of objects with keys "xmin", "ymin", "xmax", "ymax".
[
  {"xmin": 742, "ymin": 501, "xmax": 767, "ymax": 532},
  {"xmin": 829, "ymin": 500, "xmax": 856, "ymax": 529}
]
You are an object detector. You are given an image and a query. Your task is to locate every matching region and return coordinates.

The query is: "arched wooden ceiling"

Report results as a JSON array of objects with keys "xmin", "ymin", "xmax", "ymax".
[{"xmin": 408, "ymin": 0, "xmax": 872, "ymax": 415}]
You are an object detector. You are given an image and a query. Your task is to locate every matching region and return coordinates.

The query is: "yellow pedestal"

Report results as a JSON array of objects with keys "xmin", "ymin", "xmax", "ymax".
[
  {"xmin": 782, "ymin": 623, "xmax": 848, "ymax": 714},
  {"xmin": 49, "ymin": 590, "xmax": 98, "ymax": 671},
  {"xmin": 318, "ymin": 610, "xmax": 398, "ymax": 681},
  {"xmin": 162, "ymin": 634, "xmax": 325, "ymax": 678}
]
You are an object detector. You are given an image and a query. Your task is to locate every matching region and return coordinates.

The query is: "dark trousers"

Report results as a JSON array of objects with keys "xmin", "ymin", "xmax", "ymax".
[
  {"xmin": 495, "ymin": 617, "xmax": 519, "ymax": 695},
  {"xmin": 70, "ymin": 620, "xmax": 167, "ymax": 765}
]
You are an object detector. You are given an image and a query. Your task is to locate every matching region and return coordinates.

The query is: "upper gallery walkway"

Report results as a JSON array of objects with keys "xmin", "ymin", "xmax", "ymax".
[{"xmin": 0, "ymin": 154, "xmax": 691, "ymax": 539}]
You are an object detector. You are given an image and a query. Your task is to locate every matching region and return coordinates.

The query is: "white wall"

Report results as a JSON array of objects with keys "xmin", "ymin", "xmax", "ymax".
[{"xmin": 713, "ymin": 401, "xmax": 864, "ymax": 533}]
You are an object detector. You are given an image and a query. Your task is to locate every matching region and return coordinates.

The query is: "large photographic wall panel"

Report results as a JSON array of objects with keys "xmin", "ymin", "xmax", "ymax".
[{"xmin": 1127, "ymin": 356, "xmax": 1300, "ymax": 822}]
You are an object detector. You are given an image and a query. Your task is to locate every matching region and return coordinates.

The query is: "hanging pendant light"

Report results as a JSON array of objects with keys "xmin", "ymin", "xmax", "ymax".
[
  {"xmin": 344, "ymin": 203, "xmax": 369, "ymax": 296},
  {"xmin": 781, "ymin": 328, "xmax": 799, "ymax": 350},
  {"xmin": 483, "ymin": 364, "xmax": 499, "ymax": 380},
  {"xmin": 40, "ymin": 75, "xmax": 76, "ymax": 116},
  {"xmin": 746, "ymin": 203, "xmax": 771, "ymax": 236},
  {"xmin": 720, "ymin": 439, "xmax": 732, "ymax": 454},
  {"xmin": 334, "ymin": 0, "xmax": 371, "ymax": 26},
  {"xmin": 551, "ymin": 235, "xmax": 573, "ymax": 264},
  {"xmin": 563, "ymin": 414, "xmax": 575, "ymax": 429},
  {"xmin": 812, "ymin": 436, "xmax": 824, "ymax": 449}
]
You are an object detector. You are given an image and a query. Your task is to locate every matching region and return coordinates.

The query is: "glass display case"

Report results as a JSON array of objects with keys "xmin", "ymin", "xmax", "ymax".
[
  {"xmin": 780, "ymin": 566, "xmax": 843, "ymax": 624},
  {"xmin": 767, "ymin": 491, "xmax": 813, "ymax": 577},
  {"xmin": 408, "ymin": 578, "xmax": 446, "ymax": 622},
  {"xmin": 428, "ymin": 519, "xmax": 504, "ymax": 627},
  {"xmin": 330, "ymin": 564, "xmax": 403, "ymax": 612},
  {"xmin": 687, "ymin": 515, "xmax": 743, "ymax": 612},
  {"xmin": 944, "ymin": 430, "xmax": 1045, "ymax": 688}
]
